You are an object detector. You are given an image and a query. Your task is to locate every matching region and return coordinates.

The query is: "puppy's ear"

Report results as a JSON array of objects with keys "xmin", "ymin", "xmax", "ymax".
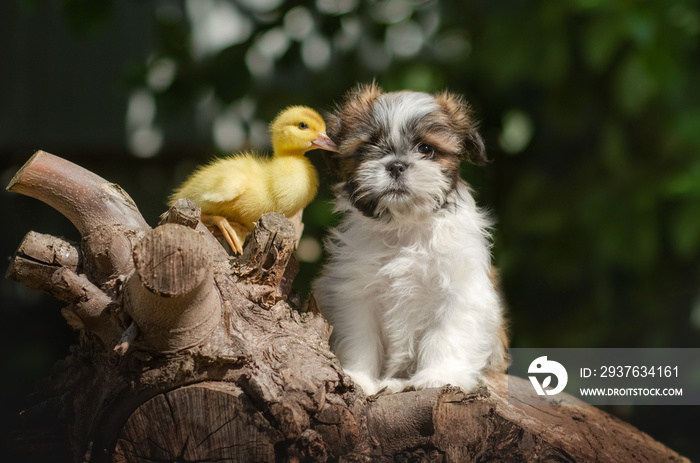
[
  {"xmin": 328, "ymin": 81, "xmax": 383, "ymax": 142},
  {"xmin": 324, "ymin": 82, "xmax": 383, "ymax": 176},
  {"xmin": 435, "ymin": 91, "xmax": 488, "ymax": 165}
]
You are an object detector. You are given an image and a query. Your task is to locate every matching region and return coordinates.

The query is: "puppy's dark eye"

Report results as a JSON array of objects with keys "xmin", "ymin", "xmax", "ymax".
[
  {"xmin": 298, "ymin": 122, "xmax": 309, "ymax": 130},
  {"xmin": 417, "ymin": 143, "xmax": 435, "ymax": 159}
]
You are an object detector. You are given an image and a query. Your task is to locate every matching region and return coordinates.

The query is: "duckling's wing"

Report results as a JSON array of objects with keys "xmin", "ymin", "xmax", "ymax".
[
  {"xmin": 197, "ymin": 159, "xmax": 251, "ymax": 204},
  {"xmin": 172, "ymin": 156, "xmax": 253, "ymax": 206}
]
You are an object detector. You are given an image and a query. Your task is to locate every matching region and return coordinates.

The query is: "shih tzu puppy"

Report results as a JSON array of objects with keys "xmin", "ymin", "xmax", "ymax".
[{"xmin": 313, "ymin": 83, "xmax": 508, "ymax": 395}]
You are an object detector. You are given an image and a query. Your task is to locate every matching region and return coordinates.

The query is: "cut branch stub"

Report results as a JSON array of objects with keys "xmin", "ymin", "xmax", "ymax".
[
  {"xmin": 238, "ymin": 212, "xmax": 299, "ymax": 302},
  {"xmin": 159, "ymin": 197, "xmax": 200, "ymax": 229},
  {"xmin": 160, "ymin": 198, "xmax": 229, "ymax": 261},
  {"xmin": 2, "ymin": 232, "xmax": 124, "ymax": 344},
  {"xmin": 5, "ymin": 231, "xmax": 80, "ymax": 292},
  {"xmin": 125, "ymin": 223, "xmax": 222, "ymax": 353},
  {"xmin": 134, "ymin": 224, "xmax": 210, "ymax": 297}
]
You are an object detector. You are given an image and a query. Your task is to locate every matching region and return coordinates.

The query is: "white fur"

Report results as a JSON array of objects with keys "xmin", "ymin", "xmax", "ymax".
[
  {"xmin": 374, "ymin": 92, "xmax": 437, "ymax": 144},
  {"xmin": 314, "ymin": 182, "xmax": 505, "ymax": 395}
]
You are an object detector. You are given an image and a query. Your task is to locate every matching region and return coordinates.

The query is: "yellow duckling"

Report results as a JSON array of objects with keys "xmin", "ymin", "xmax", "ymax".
[{"xmin": 169, "ymin": 106, "xmax": 338, "ymax": 253}]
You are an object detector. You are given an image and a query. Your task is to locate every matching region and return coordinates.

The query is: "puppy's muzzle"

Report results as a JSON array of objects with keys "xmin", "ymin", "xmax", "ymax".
[{"xmin": 386, "ymin": 160, "xmax": 408, "ymax": 179}]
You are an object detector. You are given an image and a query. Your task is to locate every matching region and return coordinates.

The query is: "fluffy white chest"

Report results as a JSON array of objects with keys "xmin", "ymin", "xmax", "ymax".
[
  {"xmin": 363, "ymin": 224, "xmax": 468, "ymax": 317},
  {"xmin": 358, "ymin": 215, "xmax": 488, "ymax": 325}
]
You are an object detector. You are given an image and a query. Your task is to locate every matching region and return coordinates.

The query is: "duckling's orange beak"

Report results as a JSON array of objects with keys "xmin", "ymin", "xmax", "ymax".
[{"xmin": 311, "ymin": 132, "xmax": 339, "ymax": 152}]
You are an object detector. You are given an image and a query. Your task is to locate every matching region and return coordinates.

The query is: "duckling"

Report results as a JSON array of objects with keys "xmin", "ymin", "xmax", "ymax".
[{"xmin": 169, "ymin": 106, "xmax": 338, "ymax": 253}]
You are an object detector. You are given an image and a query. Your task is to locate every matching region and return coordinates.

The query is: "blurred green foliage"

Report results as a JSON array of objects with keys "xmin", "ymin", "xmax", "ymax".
[
  {"xmin": 108, "ymin": 0, "xmax": 700, "ymax": 351},
  {"xmin": 41, "ymin": 0, "xmax": 700, "ymax": 342},
  {"xmin": 9, "ymin": 0, "xmax": 700, "ymax": 458}
]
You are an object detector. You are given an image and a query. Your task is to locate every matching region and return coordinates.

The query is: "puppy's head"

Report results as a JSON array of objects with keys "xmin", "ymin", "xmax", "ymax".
[{"xmin": 325, "ymin": 83, "xmax": 486, "ymax": 222}]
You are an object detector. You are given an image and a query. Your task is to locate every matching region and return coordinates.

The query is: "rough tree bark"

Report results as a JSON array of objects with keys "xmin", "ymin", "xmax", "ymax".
[{"xmin": 6, "ymin": 151, "xmax": 689, "ymax": 463}]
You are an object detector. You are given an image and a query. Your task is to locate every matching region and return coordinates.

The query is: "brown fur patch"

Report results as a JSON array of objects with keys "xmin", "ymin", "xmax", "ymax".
[
  {"xmin": 327, "ymin": 82, "xmax": 383, "ymax": 143},
  {"xmin": 488, "ymin": 265, "xmax": 510, "ymax": 372},
  {"xmin": 324, "ymin": 83, "xmax": 383, "ymax": 179},
  {"xmin": 434, "ymin": 91, "xmax": 487, "ymax": 165}
]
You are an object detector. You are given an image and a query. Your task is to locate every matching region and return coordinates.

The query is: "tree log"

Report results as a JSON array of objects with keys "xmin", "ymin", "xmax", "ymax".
[
  {"xmin": 5, "ymin": 152, "xmax": 689, "ymax": 463},
  {"xmin": 124, "ymin": 223, "xmax": 222, "ymax": 353}
]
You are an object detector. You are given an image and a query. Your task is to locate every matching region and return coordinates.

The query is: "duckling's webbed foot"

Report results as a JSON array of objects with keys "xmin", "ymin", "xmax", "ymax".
[{"xmin": 201, "ymin": 214, "xmax": 247, "ymax": 254}]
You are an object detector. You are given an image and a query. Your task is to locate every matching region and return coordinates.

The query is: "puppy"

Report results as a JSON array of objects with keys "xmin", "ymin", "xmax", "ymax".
[{"xmin": 313, "ymin": 83, "xmax": 507, "ymax": 395}]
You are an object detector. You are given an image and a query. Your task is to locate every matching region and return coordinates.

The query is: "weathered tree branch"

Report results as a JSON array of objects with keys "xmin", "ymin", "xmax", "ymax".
[
  {"xmin": 51, "ymin": 267, "xmax": 121, "ymax": 343},
  {"xmin": 6, "ymin": 150, "xmax": 149, "ymax": 235},
  {"xmin": 5, "ymin": 152, "xmax": 689, "ymax": 463},
  {"xmin": 7, "ymin": 150, "xmax": 151, "ymax": 283}
]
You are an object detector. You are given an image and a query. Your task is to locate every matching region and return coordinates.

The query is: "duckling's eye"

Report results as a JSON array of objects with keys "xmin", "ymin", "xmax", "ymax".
[
  {"xmin": 417, "ymin": 143, "xmax": 435, "ymax": 159},
  {"xmin": 298, "ymin": 122, "xmax": 309, "ymax": 130}
]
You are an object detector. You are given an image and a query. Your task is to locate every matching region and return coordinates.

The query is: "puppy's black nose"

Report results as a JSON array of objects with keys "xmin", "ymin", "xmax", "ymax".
[{"xmin": 386, "ymin": 160, "xmax": 408, "ymax": 179}]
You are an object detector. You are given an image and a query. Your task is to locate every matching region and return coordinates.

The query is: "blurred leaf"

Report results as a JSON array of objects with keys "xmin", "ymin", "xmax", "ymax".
[
  {"xmin": 623, "ymin": 8, "xmax": 657, "ymax": 47},
  {"xmin": 581, "ymin": 16, "xmax": 625, "ymax": 73},
  {"xmin": 579, "ymin": 183, "xmax": 660, "ymax": 270},
  {"xmin": 669, "ymin": 201, "xmax": 700, "ymax": 258},
  {"xmin": 600, "ymin": 121, "xmax": 628, "ymax": 175},
  {"xmin": 672, "ymin": 110, "xmax": 700, "ymax": 150},
  {"xmin": 665, "ymin": 163, "xmax": 700, "ymax": 198},
  {"xmin": 155, "ymin": 11, "xmax": 192, "ymax": 60},
  {"xmin": 60, "ymin": 0, "xmax": 114, "ymax": 37},
  {"xmin": 19, "ymin": 0, "xmax": 42, "ymax": 12},
  {"xmin": 615, "ymin": 52, "xmax": 657, "ymax": 115}
]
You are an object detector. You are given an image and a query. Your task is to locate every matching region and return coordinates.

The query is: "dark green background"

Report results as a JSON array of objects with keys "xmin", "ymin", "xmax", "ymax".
[{"xmin": 2, "ymin": 0, "xmax": 699, "ymax": 460}]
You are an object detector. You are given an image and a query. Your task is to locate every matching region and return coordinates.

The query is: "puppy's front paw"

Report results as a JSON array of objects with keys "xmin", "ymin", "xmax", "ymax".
[
  {"xmin": 378, "ymin": 377, "xmax": 409, "ymax": 394},
  {"xmin": 409, "ymin": 369, "xmax": 480, "ymax": 392},
  {"xmin": 344, "ymin": 370, "xmax": 381, "ymax": 396}
]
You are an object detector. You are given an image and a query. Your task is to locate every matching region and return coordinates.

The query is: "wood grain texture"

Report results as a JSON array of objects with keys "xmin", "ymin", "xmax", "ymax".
[
  {"xmin": 238, "ymin": 213, "xmax": 299, "ymax": 304},
  {"xmin": 114, "ymin": 383, "xmax": 281, "ymax": 463},
  {"xmin": 125, "ymin": 223, "xmax": 222, "ymax": 353}
]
